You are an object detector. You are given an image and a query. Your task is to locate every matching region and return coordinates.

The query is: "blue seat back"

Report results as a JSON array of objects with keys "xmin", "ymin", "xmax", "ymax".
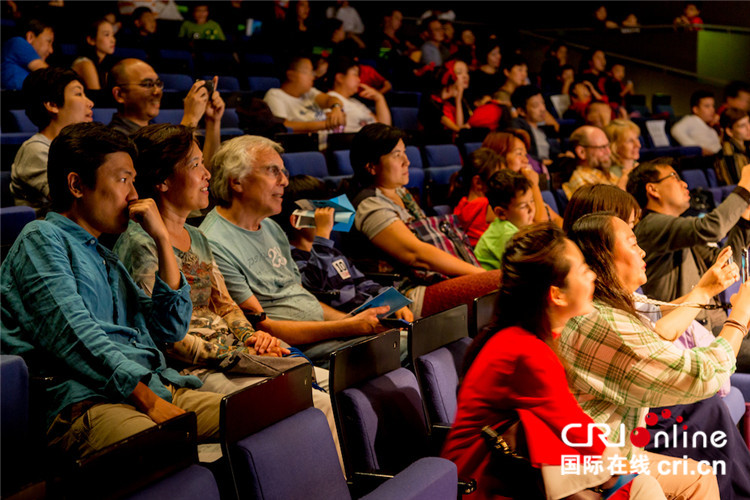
[
  {"xmin": 424, "ymin": 144, "xmax": 461, "ymax": 168},
  {"xmin": 406, "ymin": 167, "xmax": 425, "ymax": 198},
  {"xmin": 541, "ymin": 190, "xmax": 558, "ymax": 213},
  {"xmin": 152, "ymin": 109, "xmax": 184, "ymax": 125},
  {"xmin": 10, "ymin": 110, "xmax": 36, "ymax": 133},
  {"xmin": 247, "ymin": 76, "xmax": 281, "ymax": 93},
  {"xmin": 463, "ymin": 142, "xmax": 482, "ymax": 156},
  {"xmin": 682, "ymin": 169, "xmax": 709, "ymax": 190},
  {"xmin": 391, "ymin": 107, "xmax": 419, "ymax": 131},
  {"xmin": 114, "ymin": 47, "xmax": 148, "ymax": 61},
  {"xmin": 1, "ymin": 355, "xmax": 29, "ymax": 495},
  {"xmin": 332, "ymin": 150, "xmax": 354, "ymax": 175},
  {"xmin": 282, "ymin": 151, "xmax": 329, "ymax": 178},
  {"xmin": 1, "ymin": 206, "xmax": 36, "ymax": 244},
  {"xmin": 425, "ymin": 165, "xmax": 460, "ymax": 185},
  {"xmin": 234, "ymin": 407, "xmax": 352, "ymax": 500},
  {"xmin": 93, "ymin": 108, "xmax": 117, "ymax": 124},
  {"xmin": 416, "ymin": 338, "xmax": 472, "ymax": 425},
  {"xmin": 405, "ymin": 145, "xmax": 423, "ymax": 169},
  {"xmin": 159, "ymin": 73, "xmax": 194, "ymax": 92},
  {"xmin": 125, "ymin": 464, "xmax": 220, "ymax": 500}
]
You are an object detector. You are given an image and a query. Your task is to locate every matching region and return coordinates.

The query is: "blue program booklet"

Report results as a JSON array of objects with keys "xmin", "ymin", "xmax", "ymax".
[{"xmin": 349, "ymin": 286, "xmax": 412, "ymax": 318}]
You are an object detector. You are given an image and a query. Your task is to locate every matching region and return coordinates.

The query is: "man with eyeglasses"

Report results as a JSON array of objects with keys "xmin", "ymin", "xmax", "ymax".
[
  {"xmin": 562, "ymin": 125, "xmax": 629, "ymax": 198},
  {"xmin": 626, "ymin": 158, "xmax": 750, "ymax": 369},
  {"xmin": 107, "ymin": 58, "xmax": 222, "ymax": 154}
]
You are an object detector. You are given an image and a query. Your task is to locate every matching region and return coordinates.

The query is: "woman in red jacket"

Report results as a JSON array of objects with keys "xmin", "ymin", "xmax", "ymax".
[{"xmin": 441, "ymin": 223, "xmax": 666, "ymax": 499}]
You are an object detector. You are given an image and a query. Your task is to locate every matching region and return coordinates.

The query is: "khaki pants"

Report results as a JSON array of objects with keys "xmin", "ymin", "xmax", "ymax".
[
  {"xmin": 48, "ymin": 386, "xmax": 223, "ymax": 459},
  {"xmin": 644, "ymin": 451, "xmax": 719, "ymax": 500}
]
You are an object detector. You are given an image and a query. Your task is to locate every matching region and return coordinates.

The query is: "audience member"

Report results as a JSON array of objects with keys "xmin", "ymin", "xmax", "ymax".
[
  {"xmin": 71, "ymin": 18, "xmax": 117, "ymax": 90},
  {"xmin": 108, "ymin": 59, "xmax": 220, "ymax": 139},
  {"xmin": 264, "ymin": 56, "xmax": 346, "ymax": 149},
  {"xmin": 562, "ymin": 125, "xmax": 626, "ymax": 199},
  {"xmin": 718, "ymin": 80, "xmax": 750, "ymax": 115},
  {"xmin": 564, "ymin": 212, "xmax": 749, "ymax": 496},
  {"xmin": 674, "ymin": 2, "xmax": 704, "ymax": 30},
  {"xmin": 585, "ymin": 100, "xmax": 616, "ymax": 129},
  {"xmin": 564, "ymin": 79, "xmax": 607, "ymax": 123},
  {"xmin": 604, "ymin": 118, "xmax": 641, "ymax": 180},
  {"xmin": 474, "ymin": 170, "xmax": 535, "ymax": 270},
  {"xmin": 1, "ymin": 122, "xmax": 225, "ymax": 458},
  {"xmin": 601, "ymin": 63, "xmax": 634, "ymax": 111},
  {"xmin": 539, "ymin": 40, "xmax": 568, "ymax": 94},
  {"xmin": 593, "ymin": 5, "xmax": 618, "ymax": 29},
  {"xmin": 326, "ymin": 1, "xmax": 365, "ymax": 49},
  {"xmin": 178, "ymin": 3, "xmax": 226, "ymax": 41},
  {"xmin": 444, "ymin": 223, "xmax": 665, "ymax": 500},
  {"xmin": 118, "ymin": 6, "xmax": 158, "ymax": 56},
  {"xmin": 347, "ymin": 124, "xmax": 502, "ymax": 318},
  {"xmin": 671, "ymin": 89, "xmax": 721, "ymax": 155},
  {"xmin": 454, "ymin": 29, "xmax": 477, "ymax": 69},
  {"xmin": 451, "ymin": 148, "xmax": 501, "ymax": 246},
  {"xmin": 494, "ymin": 53, "xmax": 528, "ymax": 106},
  {"xmin": 284, "ymin": 0, "xmax": 314, "ymax": 54},
  {"xmin": 325, "ymin": 56, "xmax": 391, "ymax": 133},
  {"xmin": 1, "ymin": 19, "xmax": 54, "ymax": 90},
  {"xmin": 374, "ymin": 8, "xmax": 415, "ymax": 57},
  {"xmin": 468, "ymin": 38, "xmax": 503, "ymax": 107},
  {"xmin": 581, "ymin": 49, "xmax": 607, "ymax": 87},
  {"xmin": 511, "ymin": 85, "xmax": 560, "ymax": 164},
  {"xmin": 418, "ymin": 59, "xmax": 472, "ymax": 144},
  {"xmin": 419, "ymin": 17, "xmax": 449, "ymax": 67},
  {"xmin": 561, "ymin": 183, "xmax": 640, "ymax": 233},
  {"xmin": 198, "ymin": 135, "xmax": 393, "ymax": 365},
  {"xmin": 118, "ymin": 0, "xmax": 183, "ymax": 21},
  {"xmin": 626, "ymin": 158, "xmax": 750, "ymax": 351},
  {"xmin": 715, "ymin": 107, "xmax": 750, "ymax": 185},
  {"xmin": 276, "ymin": 175, "xmax": 394, "ymax": 316},
  {"xmin": 10, "ymin": 68, "xmax": 93, "ymax": 214}
]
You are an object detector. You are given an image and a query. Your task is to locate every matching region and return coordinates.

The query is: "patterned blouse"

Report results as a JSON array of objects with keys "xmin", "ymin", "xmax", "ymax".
[{"xmin": 114, "ymin": 222, "xmax": 256, "ymax": 379}]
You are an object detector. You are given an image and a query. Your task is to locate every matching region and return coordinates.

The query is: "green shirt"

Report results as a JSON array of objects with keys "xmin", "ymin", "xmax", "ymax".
[
  {"xmin": 474, "ymin": 219, "xmax": 518, "ymax": 271},
  {"xmin": 178, "ymin": 20, "xmax": 226, "ymax": 41}
]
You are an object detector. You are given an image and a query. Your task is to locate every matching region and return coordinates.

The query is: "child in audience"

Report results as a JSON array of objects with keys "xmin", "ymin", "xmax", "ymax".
[
  {"xmin": 451, "ymin": 148, "xmax": 502, "ymax": 246},
  {"xmin": 277, "ymin": 175, "xmax": 391, "ymax": 313},
  {"xmin": 474, "ymin": 170, "xmax": 535, "ymax": 270},
  {"xmin": 178, "ymin": 3, "xmax": 226, "ymax": 41},
  {"xmin": 418, "ymin": 59, "xmax": 472, "ymax": 143}
]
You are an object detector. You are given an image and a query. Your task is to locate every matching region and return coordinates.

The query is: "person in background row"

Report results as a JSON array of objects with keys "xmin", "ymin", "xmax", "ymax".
[
  {"xmin": 604, "ymin": 119, "xmax": 641, "ymax": 181},
  {"xmin": 10, "ymin": 67, "xmax": 93, "ymax": 214},
  {"xmin": 178, "ymin": 3, "xmax": 226, "ymax": 41},
  {"xmin": 419, "ymin": 16, "xmax": 449, "ymax": 67},
  {"xmin": 671, "ymin": 89, "xmax": 721, "ymax": 156},
  {"xmin": 418, "ymin": 59, "xmax": 472, "ymax": 144},
  {"xmin": 715, "ymin": 107, "xmax": 750, "ymax": 185},
  {"xmin": 325, "ymin": 56, "xmax": 391, "ymax": 133},
  {"xmin": 717, "ymin": 80, "xmax": 750, "ymax": 115},
  {"xmin": 72, "ymin": 18, "xmax": 117, "ymax": 90},
  {"xmin": 1, "ymin": 19, "xmax": 54, "ymax": 90},
  {"xmin": 451, "ymin": 148, "xmax": 502, "ymax": 246},
  {"xmin": 468, "ymin": 37, "xmax": 502, "ymax": 108}
]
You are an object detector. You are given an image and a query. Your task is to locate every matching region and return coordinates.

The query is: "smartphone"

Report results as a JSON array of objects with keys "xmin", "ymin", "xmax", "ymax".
[
  {"xmin": 198, "ymin": 79, "xmax": 214, "ymax": 100},
  {"xmin": 742, "ymin": 248, "xmax": 749, "ymax": 284}
]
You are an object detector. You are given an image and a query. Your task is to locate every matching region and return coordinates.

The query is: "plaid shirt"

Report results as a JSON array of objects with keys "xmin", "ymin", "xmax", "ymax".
[
  {"xmin": 562, "ymin": 166, "xmax": 619, "ymax": 199},
  {"xmin": 560, "ymin": 301, "xmax": 735, "ymax": 456}
]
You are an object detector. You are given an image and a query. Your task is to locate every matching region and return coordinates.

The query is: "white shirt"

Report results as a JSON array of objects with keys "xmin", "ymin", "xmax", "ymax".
[
  {"xmin": 327, "ymin": 91, "xmax": 376, "ymax": 133},
  {"xmin": 670, "ymin": 114, "xmax": 721, "ymax": 154},
  {"xmin": 264, "ymin": 87, "xmax": 329, "ymax": 149}
]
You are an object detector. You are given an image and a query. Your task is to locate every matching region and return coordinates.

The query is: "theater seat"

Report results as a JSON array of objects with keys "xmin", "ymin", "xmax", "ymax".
[{"xmin": 282, "ymin": 151, "xmax": 329, "ymax": 178}]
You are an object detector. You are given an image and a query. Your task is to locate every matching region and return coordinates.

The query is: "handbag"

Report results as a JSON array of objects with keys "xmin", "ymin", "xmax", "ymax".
[
  {"xmin": 481, "ymin": 413, "xmax": 546, "ymax": 499},
  {"xmin": 407, "ymin": 214, "xmax": 481, "ymax": 268}
]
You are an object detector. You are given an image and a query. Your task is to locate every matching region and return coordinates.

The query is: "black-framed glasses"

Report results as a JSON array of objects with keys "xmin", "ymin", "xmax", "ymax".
[
  {"xmin": 653, "ymin": 171, "xmax": 681, "ymax": 183},
  {"xmin": 116, "ymin": 78, "xmax": 164, "ymax": 90},
  {"xmin": 258, "ymin": 164, "xmax": 289, "ymax": 181}
]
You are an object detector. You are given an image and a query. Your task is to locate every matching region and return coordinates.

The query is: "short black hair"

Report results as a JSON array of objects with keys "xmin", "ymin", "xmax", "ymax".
[
  {"xmin": 349, "ymin": 123, "xmax": 407, "ymax": 192},
  {"xmin": 22, "ymin": 67, "xmax": 84, "ymax": 129},
  {"xmin": 625, "ymin": 157, "xmax": 673, "ymax": 209},
  {"xmin": 501, "ymin": 53, "xmax": 527, "ymax": 73},
  {"xmin": 324, "ymin": 55, "xmax": 358, "ymax": 91},
  {"xmin": 719, "ymin": 107, "xmax": 748, "ymax": 132},
  {"xmin": 276, "ymin": 175, "xmax": 330, "ymax": 235},
  {"xmin": 47, "ymin": 123, "xmax": 136, "ymax": 212},
  {"xmin": 724, "ymin": 80, "xmax": 750, "ymax": 100},
  {"xmin": 690, "ymin": 89, "xmax": 714, "ymax": 110},
  {"xmin": 24, "ymin": 18, "xmax": 53, "ymax": 37},
  {"xmin": 131, "ymin": 123, "xmax": 197, "ymax": 201},
  {"xmin": 486, "ymin": 169, "xmax": 531, "ymax": 211},
  {"xmin": 511, "ymin": 85, "xmax": 542, "ymax": 111},
  {"xmin": 131, "ymin": 6, "xmax": 153, "ymax": 20}
]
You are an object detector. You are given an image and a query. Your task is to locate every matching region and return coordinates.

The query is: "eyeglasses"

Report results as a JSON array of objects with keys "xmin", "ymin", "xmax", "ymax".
[
  {"xmin": 116, "ymin": 79, "xmax": 165, "ymax": 90},
  {"xmin": 652, "ymin": 171, "xmax": 681, "ymax": 183},
  {"xmin": 580, "ymin": 142, "xmax": 610, "ymax": 150},
  {"xmin": 258, "ymin": 164, "xmax": 289, "ymax": 181}
]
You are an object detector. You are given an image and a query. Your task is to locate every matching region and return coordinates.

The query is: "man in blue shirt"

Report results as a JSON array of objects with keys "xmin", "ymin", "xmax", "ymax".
[
  {"xmin": 1, "ymin": 19, "xmax": 54, "ymax": 90},
  {"xmin": 0, "ymin": 122, "xmax": 222, "ymax": 458}
]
